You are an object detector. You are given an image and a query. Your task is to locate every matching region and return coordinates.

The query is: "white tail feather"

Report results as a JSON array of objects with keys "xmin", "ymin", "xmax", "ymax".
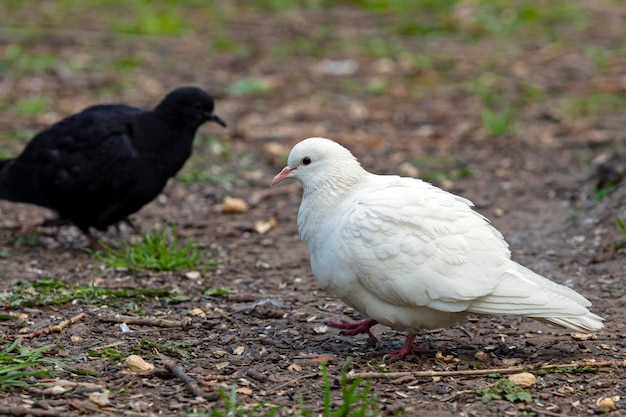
[{"xmin": 468, "ymin": 262, "xmax": 604, "ymax": 332}]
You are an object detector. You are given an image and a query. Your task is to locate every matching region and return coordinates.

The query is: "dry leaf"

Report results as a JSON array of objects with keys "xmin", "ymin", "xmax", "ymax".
[
  {"xmin": 508, "ymin": 372, "xmax": 536, "ymax": 388},
  {"xmin": 435, "ymin": 351, "xmax": 455, "ymax": 363},
  {"xmin": 288, "ymin": 363, "xmax": 302, "ymax": 372},
  {"xmin": 125, "ymin": 355, "xmax": 155, "ymax": 372},
  {"xmin": 185, "ymin": 271, "xmax": 201, "ymax": 280},
  {"xmin": 233, "ymin": 346, "xmax": 245, "ymax": 355},
  {"xmin": 395, "ymin": 390, "xmax": 409, "ymax": 398},
  {"xmin": 216, "ymin": 361, "xmax": 230, "ymax": 369},
  {"xmin": 42, "ymin": 385, "xmax": 72, "ymax": 395},
  {"xmin": 40, "ymin": 379, "xmax": 78, "ymax": 388},
  {"xmin": 298, "ymin": 353, "xmax": 336, "ymax": 364},
  {"xmin": 222, "ymin": 196, "xmax": 249, "ymax": 213},
  {"xmin": 253, "ymin": 218, "xmax": 276, "ymax": 234},
  {"xmin": 571, "ymin": 333, "xmax": 594, "ymax": 341},
  {"xmin": 88, "ymin": 390, "xmax": 110, "ymax": 407},
  {"xmin": 189, "ymin": 308, "xmax": 206, "ymax": 318},
  {"xmin": 313, "ymin": 324, "xmax": 328, "ymax": 334},
  {"xmin": 596, "ymin": 397, "xmax": 617, "ymax": 412},
  {"xmin": 237, "ymin": 387, "xmax": 253, "ymax": 395}
]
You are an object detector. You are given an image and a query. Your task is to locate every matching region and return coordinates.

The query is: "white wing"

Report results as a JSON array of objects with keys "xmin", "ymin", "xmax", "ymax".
[{"xmin": 341, "ymin": 175, "xmax": 510, "ymax": 312}]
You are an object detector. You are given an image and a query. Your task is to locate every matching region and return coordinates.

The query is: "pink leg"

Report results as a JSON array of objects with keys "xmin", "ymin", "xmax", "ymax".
[
  {"xmin": 372, "ymin": 334, "xmax": 428, "ymax": 358},
  {"xmin": 327, "ymin": 319, "xmax": 379, "ymax": 345}
]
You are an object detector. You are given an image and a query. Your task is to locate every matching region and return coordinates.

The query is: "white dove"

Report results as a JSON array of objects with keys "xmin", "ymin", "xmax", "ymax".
[{"xmin": 272, "ymin": 137, "xmax": 604, "ymax": 357}]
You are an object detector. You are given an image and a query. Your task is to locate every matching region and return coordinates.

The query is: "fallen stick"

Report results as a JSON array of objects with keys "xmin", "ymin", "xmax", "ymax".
[
  {"xmin": 96, "ymin": 313, "xmax": 192, "ymax": 329},
  {"xmin": 159, "ymin": 354, "xmax": 219, "ymax": 402},
  {"xmin": 526, "ymin": 407, "xmax": 568, "ymax": 417},
  {"xmin": 17, "ymin": 313, "xmax": 85, "ymax": 339},
  {"xmin": 266, "ymin": 373, "xmax": 319, "ymax": 394},
  {"xmin": 203, "ymin": 374, "xmax": 238, "ymax": 382},
  {"xmin": 137, "ymin": 367, "xmax": 173, "ymax": 378},
  {"xmin": 0, "ymin": 406, "xmax": 62, "ymax": 416},
  {"xmin": 243, "ymin": 368, "xmax": 269, "ymax": 383},
  {"xmin": 346, "ymin": 360, "xmax": 626, "ymax": 381}
]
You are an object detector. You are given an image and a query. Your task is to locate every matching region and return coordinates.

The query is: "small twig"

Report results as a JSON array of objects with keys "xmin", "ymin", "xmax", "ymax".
[
  {"xmin": 266, "ymin": 373, "xmax": 318, "ymax": 394},
  {"xmin": 204, "ymin": 374, "xmax": 238, "ymax": 382},
  {"xmin": 159, "ymin": 354, "xmax": 219, "ymax": 402},
  {"xmin": 243, "ymin": 368, "xmax": 269, "ymax": 383},
  {"xmin": 527, "ymin": 407, "xmax": 568, "ymax": 417},
  {"xmin": 346, "ymin": 360, "xmax": 626, "ymax": 381},
  {"xmin": 0, "ymin": 407, "xmax": 62, "ymax": 416},
  {"xmin": 136, "ymin": 367, "xmax": 173, "ymax": 378},
  {"xmin": 16, "ymin": 313, "xmax": 85, "ymax": 339},
  {"xmin": 96, "ymin": 313, "xmax": 192, "ymax": 329},
  {"xmin": 49, "ymin": 313, "xmax": 85, "ymax": 332},
  {"xmin": 458, "ymin": 326, "xmax": 474, "ymax": 339},
  {"xmin": 67, "ymin": 399, "xmax": 100, "ymax": 414}
]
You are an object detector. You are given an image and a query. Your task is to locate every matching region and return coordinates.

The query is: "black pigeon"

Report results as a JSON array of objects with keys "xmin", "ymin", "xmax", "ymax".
[{"xmin": 0, "ymin": 86, "xmax": 226, "ymax": 248}]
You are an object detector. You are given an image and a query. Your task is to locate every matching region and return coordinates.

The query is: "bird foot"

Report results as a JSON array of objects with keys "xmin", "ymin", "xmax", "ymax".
[
  {"xmin": 122, "ymin": 217, "xmax": 141, "ymax": 234},
  {"xmin": 371, "ymin": 334, "xmax": 427, "ymax": 358},
  {"xmin": 85, "ymin": 233, "xmax": 104, "ymax": 252},
  {"xmin": 327, "ymin": 319, "xmax": 379, "ymax": 345}
]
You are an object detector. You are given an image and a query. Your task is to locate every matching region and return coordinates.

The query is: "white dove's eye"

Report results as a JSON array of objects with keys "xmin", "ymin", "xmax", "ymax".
[{"xmin": 302, "ymin": 157, "xmax": 312, "ymax": 165}]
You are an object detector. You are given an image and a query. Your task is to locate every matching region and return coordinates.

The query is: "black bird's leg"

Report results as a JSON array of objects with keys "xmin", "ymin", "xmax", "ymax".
[
  {"xmin": 123, "ymin": 217, "xmax": 141, "ymax": 234},
  {"xmin": 79, "ymin": 227, "xmax": 103, "ymax": 251},
  {"xmin": 113, "ymin": 217, "xmax": 140, "ymax": 235}
]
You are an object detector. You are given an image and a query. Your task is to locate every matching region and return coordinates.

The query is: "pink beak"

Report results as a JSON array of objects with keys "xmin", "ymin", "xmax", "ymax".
[{"xmin": 272, "ymin": 166, "xmax": 296, "ymax": 186}]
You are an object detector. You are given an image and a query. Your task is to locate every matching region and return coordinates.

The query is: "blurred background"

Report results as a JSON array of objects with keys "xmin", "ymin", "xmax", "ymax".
[{"xmin": 0, "ymin": 0, "xmax": 624, "ymax": 156}]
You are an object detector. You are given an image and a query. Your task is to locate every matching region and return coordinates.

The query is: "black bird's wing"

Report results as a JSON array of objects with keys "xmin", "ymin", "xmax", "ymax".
[{"xmin": 0, "ymin": 104, "xmax": 162, "ymax": 231}]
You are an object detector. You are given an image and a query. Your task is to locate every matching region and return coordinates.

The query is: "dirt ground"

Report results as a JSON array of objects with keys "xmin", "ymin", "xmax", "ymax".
[{"xmin": 1, "ymin": 2, "xmax": 625, "ymax": 416}]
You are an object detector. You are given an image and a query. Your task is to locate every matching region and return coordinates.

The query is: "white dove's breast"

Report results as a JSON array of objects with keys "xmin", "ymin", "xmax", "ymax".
[{"xmin": 301, "ymin": 203, "xmax": 359, "ymax": 296}]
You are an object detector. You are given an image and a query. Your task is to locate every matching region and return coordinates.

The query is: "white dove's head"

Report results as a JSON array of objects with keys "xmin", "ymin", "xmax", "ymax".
[{"xmin": 272, "ymin": 137, "xmax": 365, "ymax": 190}]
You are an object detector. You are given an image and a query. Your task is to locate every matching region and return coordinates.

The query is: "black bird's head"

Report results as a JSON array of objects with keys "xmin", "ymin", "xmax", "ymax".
[{"xmin": 154, "ymin": 87, "xmax": 226, "ymax": 129}]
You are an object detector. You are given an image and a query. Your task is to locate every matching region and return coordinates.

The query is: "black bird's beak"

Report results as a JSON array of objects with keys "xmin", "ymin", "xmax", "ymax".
[{"xmin": 210, "ymin": 112, "xmax": 227, "ymax": 128}]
